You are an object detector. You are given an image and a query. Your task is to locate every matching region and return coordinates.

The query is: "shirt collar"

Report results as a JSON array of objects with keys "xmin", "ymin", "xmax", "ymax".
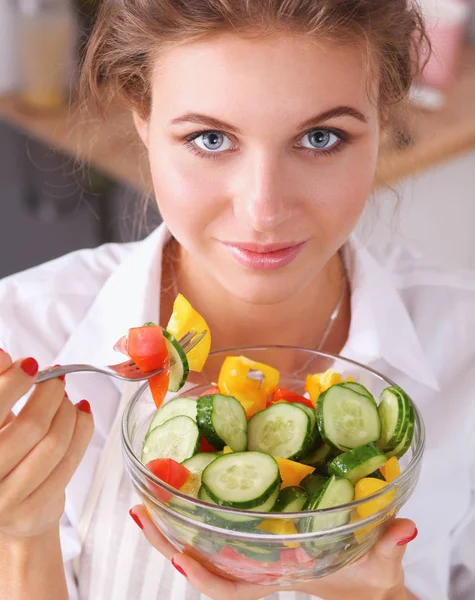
[
  {"xmin": 55, "ymin": 224, "xmax": 439, "ymax": 394},
  {"xmin": 54, "ymin": 224, "xmax": 170, "ymax": 389},
  {"xmin": 343, "ymin": 236, "xmax": 439, "ymax": 391}
]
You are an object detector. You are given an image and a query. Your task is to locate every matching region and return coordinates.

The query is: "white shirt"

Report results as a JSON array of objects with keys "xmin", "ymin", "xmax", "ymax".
[{"xmin": 1, "ymin": 223, "xmax": 475, "ymax": 600}]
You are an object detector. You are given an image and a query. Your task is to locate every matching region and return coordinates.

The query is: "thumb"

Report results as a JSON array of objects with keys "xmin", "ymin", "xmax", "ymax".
[{"xmin": 373, "ymin": 518, "xmax": 418, "ymax": 563}]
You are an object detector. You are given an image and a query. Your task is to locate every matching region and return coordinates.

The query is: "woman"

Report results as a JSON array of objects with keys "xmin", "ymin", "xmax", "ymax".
[{"xmin": 1, "ymin": 1, "xmax": 474, "ymax": 599}]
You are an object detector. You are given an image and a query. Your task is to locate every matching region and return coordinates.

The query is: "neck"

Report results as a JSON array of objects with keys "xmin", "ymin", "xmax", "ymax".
[{"xmin": 160, "ymin": 240, "xmax": 351, "ymax": 355}]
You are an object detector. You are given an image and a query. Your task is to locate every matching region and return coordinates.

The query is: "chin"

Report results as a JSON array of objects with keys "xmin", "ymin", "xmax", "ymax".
[{"xmin": 219, "ymin": 271, "xmax": 304, "ymax": 306}]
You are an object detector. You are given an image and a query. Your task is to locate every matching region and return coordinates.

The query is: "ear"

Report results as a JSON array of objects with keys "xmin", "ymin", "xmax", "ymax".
[{"xmin": 133, "ymin": 111, "xmax": 150, "ymax": 148}]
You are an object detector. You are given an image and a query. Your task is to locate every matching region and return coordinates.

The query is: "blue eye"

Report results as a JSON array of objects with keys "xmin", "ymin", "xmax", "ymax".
[
  {"xmin": 300, "ymin": 129, "xmax": 340, "ymax": 150},
  {"xmin": 193, "ymin": 131, "xmax": 233, "ymax": 152}
]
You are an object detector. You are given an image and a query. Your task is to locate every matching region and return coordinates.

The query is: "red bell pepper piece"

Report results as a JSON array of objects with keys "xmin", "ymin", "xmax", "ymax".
[
  {"xmin": 147, "ymin": 357, "xmax": 171, "ymax": 409},
  {"xmin": 271, "ymin": 388, "xmax": 314, "ymax": 410},
  {"xmin": 199, "ymin": 385, "xmax": 220, "ymax": 397},
  {"xmin": 146, "ymin": 458, "xmax": 191, "ymax": 502},
  {"xmin": 199, "ymin": 436, "xmax": 217, "ymax": 453}
]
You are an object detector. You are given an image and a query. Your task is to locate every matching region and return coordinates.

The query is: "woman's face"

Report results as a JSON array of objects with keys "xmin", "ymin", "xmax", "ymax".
[{"xmin": 137, "ymin": 33, "xmax": 380, "ymax": 304}]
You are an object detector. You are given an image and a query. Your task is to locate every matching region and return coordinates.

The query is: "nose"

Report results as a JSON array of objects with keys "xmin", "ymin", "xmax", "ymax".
[{"xmin": 233, "ymin": 152, "xmax": 291, "ymax": 233}]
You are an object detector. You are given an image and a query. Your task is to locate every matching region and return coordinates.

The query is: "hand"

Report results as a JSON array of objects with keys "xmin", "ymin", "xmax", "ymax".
[
  {"xmin": 0, "ymin": 350, "xmax": 94, "ymax": 539},
  {"xmin": 130, "ymin": 504, "xmax": 418, "ymax": 600}
]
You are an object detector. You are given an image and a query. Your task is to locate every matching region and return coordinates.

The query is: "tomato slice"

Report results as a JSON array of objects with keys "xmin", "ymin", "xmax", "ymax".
[
  {"xmin": 146, "ymin": 458, "xmax": 191, "ymax": 503},
  {"xmin": 271, "ymin": 388, "xmax": 314, "ymax": 410},
  {"xmin": 127, "ymin": 325, "xmax": 168, "ymax": 373},
  {"xmin": 146, "ymin": 458, "xmax": 191, "ymax": 489},
  {"xmin": 148, "ymin": 357, "xmax": 171, "ymax": 409}
]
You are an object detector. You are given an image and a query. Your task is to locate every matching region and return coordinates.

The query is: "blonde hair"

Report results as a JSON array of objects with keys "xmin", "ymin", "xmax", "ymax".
[{"xmin": 81, "ymin": 0, "xmax": 429, "ymax": 121}]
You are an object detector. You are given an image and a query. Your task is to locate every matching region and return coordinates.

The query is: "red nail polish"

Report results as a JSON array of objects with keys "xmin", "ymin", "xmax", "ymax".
[
  {"xmin": 20, "ymin": 357, "xmax": 39, "ymax": 377},
  {"xmin": 53, "ymin": 365, "xmax": 65, "ymax": 382},
  {"xmin": 172, "ymin": 558, "xmax": 187, "ymax": 578},
  {"xmin": 129, "ymin": 509, "xmax": 143, "ymax": 530},
  {"xmin": 77, "ymin": 400, "xmax": 92, "ymax": 414},
  {"xmin": 397, "ymin": 527, "xmax": 418, "ymax": 546}
]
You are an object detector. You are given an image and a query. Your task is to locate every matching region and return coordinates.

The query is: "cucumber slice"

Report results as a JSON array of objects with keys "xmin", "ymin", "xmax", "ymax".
[
  {"xmin": 328, "ymin": 443, "xmax": 387, "ymax": 485},
  {"xmin": 317, "ymin": 385, "xmax": 381, "ymax": 451},
  {"xmin": 197, "ymin": 394, "xmax": 247, "ymax": 451},
  {"xmin": 376, "ymin": 387, "xmax": 410, "ymax": 451},
  {"xmin": 339, "ymin": 382, "xmax": 375, "ymax": 402},
  {"xmin": 181, "ymin": 453, "xmax": 220, "ymax": 497},
  {"xmin": 300, "ymin": 473, "xmax": 328, "ymax": 497},
  {"xmin": 199, "ymin": 485, "xmax": 280, "ymax": 525},
  {"xmin": 148, "ymin": 398, "xmax": 197, "ymax": 433},
  {"xmin": 162, "ymin": 329, "xmax": 189, "ymax": 392},
  {"xmin": 300, "ymin": 475, "xmax": 354, "ymax": 533},
  {"xmin": 141, "ymin": 415, "xmax": 200, "ymax": 464},
  {"xmin": 301, "ymin": 443, "xmax": 335, "ymax": 472},
  {"xmin": 182, "ymin": 452, "xmax": 220, "ymax": 474},
  {"xmin": 293, "ymin": 403, "xmax": 317, "ymax": 434},
  {"xmin": 274, "ymin": 486, "xmax": 308, "ymax": 513},
  {"xmin": 248, "ymin": 403, "xmax": 313, "ymax": 461},
  {"xmin": 386, "ymin": 406, "xmax": 415, "ymax": 459},
  {"xmin": 201, "ymin": 451, "xmax": 280, "ymax": 509}
]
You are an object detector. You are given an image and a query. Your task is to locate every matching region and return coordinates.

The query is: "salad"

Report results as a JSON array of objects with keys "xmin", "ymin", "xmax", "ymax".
[{"xmin": 116, "ymin": 294, "xmax": 414, "ymax": 542}]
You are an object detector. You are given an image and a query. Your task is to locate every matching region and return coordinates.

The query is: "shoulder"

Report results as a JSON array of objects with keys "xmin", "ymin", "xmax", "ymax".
[
  {"xmin": 0, "ymin": 241, "xmax": 138, "ymax": 359},
  {"xmin": 370, "ymin": 241, "xmax": 475, "ymax": 371}
]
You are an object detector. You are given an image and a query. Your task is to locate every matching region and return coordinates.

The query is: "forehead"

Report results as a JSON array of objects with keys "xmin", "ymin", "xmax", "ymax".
[{"xmin": 151, "ymin": 32, "xmax": 377, "ymax": 125}]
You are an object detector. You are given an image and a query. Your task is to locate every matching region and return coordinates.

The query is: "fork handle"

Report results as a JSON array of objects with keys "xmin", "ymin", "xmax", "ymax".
[{"xmin": 36, "ymin": 365, "xmax": 96, "ymax": 383}]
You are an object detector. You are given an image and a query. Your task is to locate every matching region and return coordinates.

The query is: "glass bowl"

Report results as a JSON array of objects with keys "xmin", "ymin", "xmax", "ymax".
[{"xmin": 121, "ymin": 347, "xmax": 425, "ymax": 586}]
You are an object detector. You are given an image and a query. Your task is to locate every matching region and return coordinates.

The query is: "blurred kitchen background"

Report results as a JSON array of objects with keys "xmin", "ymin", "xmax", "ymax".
[{"xmin": 0, "ymin": 0, "xmax": 474, "ymax": 278}]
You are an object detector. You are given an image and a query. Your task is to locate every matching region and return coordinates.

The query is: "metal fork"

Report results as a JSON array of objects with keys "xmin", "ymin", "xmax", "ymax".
[{"xmin": 36, "ymin": 331, "xmax": 207, "ymax": 384}]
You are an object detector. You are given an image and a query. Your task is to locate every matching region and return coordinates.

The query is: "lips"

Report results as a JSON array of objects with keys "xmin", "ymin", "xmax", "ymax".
[{"xmin": 222, "ymin": 241, "xmax": 306, "ymax": 270}]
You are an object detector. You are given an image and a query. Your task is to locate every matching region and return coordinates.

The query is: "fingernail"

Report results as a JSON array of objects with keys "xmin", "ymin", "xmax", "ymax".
[
  {"xmin": 397, "ymin": 527, "xmax": 418, "ymax": 546},
  {"xmin": 20, "ymin": 357, "xmax": 39, "ymax": 377},
  {"xmin": 129, "ymin": 508, "xmax": 143, "ymax": 530},
  {"xmin": 172, "ymin": 557, "xmax": 187, "ymax": 578},
  {"xmin": 53, "ymin": 365, "xmax": 65, "ymax": 382},
  {"xmin": 76, "ymin": 400, "xmax": 92, "ymax": 414}
]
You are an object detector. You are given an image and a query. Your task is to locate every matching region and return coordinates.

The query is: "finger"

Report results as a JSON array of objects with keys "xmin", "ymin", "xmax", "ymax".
[
  {"xmin": 0, "ymin": 351, "xmax": 19, "ymax": 426},
  {"xmin": 131, "ymin": 505, "xmax": 285, "ymax": 600},
  {"xmin": 0, "ymin": 349, "xmax": 13, "ymax": 376},
  {"xmin": 170, "ymin": 552, "xmax": 278, "ymax": 600},
  {"xmin": 130, "ymin": 504, "xmax": 178, "ymax": 560},
  {"xmin": 0, "ymin": 396, "xmax": 77, "ymax": 509},
  {"xmin": 0, "ymin": 356, "xmax": 39, "ymax": 425},
  {"xmin": 0, "ymin": 378, "xmax": 65, "ymax": 480},
  {"xmin": 369, "ymin": 518, "xmax": 417, "ymax": 579},
  {"xmin": 15, "ymin": 400, "xmax": 94, "ymax": 514}
]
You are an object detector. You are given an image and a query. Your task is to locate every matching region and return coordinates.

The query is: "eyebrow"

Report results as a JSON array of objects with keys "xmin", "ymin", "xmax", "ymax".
[{"xmin": 170, "ymin": 105, "xmax": 367, "ymax": 134}]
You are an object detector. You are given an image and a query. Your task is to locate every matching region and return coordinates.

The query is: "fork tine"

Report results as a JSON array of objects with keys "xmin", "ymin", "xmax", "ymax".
[
  {"xmin": 180, "ymin": 330, "xmax": 208, "ymax": 354},
  {"xmin": 178, "ymin": 331, "xmax": 195, "ymax": 347}
]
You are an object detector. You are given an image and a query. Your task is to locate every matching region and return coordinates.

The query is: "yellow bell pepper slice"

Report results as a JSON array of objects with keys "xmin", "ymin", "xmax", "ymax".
[
  {"xmin": 380, "ymin": 456, "xmax": 401, "ymax": 483},
  {"xmin": 305, "ymin": 370, "xmax": 352, "ymax": 407},
  {"xmin": 257, "ymin": 519, "xmax": 300, "ymax": 547},
  {"xmin": 274, "ymin": 457, "xmax": 315, "ymax": 489},
  {"xmin": 218, "ymin": 356, "xmax": 279, "ymax": 418},
  {"xmin": 350, "ymin": 510, "xmax": 381, "ymax": 543},
  {"xmin": 354, "ymin": 478, "xmax": 395, "ymax": 519},
  {"xmin": 222, "ymin": 446, "xmax": 233, "ymax": 454},
  {"xmin": 166, "ymin": 294, "xmax": 211, "ymax": 372}
]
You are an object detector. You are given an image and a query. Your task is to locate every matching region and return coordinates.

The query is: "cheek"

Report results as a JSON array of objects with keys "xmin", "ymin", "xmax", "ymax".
[
  {"xmin": 147, "ymin": 140, "xmax": 226, "ymax": 239},
  {"xmin": 305, "ymin": 142, "xmax": 379, "ymax": 236}
]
